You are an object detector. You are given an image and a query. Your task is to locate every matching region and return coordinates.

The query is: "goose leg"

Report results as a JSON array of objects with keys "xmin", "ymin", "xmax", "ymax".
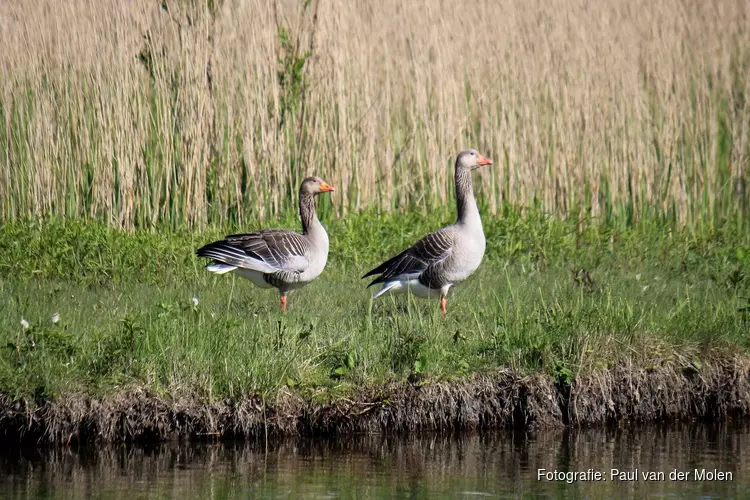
[
  {"xmin": 440, "ymin": 297, "xmax": 447, "ymax": 317},
  {"xmin": 280, "ymin": 294, "xmax": 288, "ymax": 312}
]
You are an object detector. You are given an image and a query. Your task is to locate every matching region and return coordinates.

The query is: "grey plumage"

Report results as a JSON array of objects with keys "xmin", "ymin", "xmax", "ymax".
[
  {"xmin": 362, "ymin": 149, "xmax": 493, "ymax": 314},
  {"xmin": 201, "ymin": 230, "xmax": 310, "ymax": 270},
  {"xmin": 363, "ymin": 228, "xmax": 453, "ymax": 288},
  {"xmin": 196, "ymin": 176, "xmax": 334, "ymax": 312}
]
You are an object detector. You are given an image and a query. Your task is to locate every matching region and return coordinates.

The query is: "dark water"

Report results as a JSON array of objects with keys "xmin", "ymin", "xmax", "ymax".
[{"xmin": 1, "ymin": 422, "xmax": 749, "ymax": 499}]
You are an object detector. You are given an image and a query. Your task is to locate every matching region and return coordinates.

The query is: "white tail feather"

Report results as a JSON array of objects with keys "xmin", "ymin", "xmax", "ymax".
[
  {"xmin": 372, "ymin": 281, "xmax": 401, "ymax": 299},
  {"xmin": 206, "ymin": 263, "xmax": 237, "ymax": 274}
]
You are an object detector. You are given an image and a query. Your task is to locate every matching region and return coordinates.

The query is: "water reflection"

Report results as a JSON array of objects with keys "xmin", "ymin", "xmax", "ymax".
[{"xmin": 1, "ymin": 421, "xmax": 749, "ymax": 498}]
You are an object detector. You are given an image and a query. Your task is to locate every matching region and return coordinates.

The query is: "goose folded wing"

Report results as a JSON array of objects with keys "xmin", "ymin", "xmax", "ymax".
[
  {"xmin": 198, "ymin": 230, "xmax": 309, "ymax": 273},
  {"xmin": 363, "ymin": 229, "xmax": 453, "ymax": 286}
]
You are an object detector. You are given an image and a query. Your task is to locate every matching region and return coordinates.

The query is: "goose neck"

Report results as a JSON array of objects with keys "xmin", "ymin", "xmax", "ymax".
[
  {"xmin": 455, "ymin": 167, "xmax": 479, "ymax": 226},
  {"xmin": 299, "ymin": 191, "xmax": 318, "ymax": 235}
]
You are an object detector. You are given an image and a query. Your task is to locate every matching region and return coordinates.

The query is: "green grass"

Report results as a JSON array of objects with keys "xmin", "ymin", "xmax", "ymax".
[{"xmin": 1, "ymin": 208, "xmax": 750, "ymax": 404}]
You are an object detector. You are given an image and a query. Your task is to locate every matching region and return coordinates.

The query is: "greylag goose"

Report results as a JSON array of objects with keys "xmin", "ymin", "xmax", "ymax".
[
  {"xmin": 196, "ymin": 176, "xmax": 334, "ymax": 312},
  {"xmin": 362, "ymin": 149, "xmax": 492, "ymax": 316}
]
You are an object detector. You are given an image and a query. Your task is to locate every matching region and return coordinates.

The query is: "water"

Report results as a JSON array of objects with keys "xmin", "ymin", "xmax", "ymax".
[{"xmin": 1, "ymin": 421, "xmax": 749, "ymax": 499}]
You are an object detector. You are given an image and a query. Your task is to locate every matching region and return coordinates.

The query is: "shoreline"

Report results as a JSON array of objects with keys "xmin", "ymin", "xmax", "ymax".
[
  {"xmin": 2, "ymin": 217, "xmax": 749, "ymax": 446},
  {"xmin": 2, "ymin": 355, "xmax": 748, "ymax": 445}
]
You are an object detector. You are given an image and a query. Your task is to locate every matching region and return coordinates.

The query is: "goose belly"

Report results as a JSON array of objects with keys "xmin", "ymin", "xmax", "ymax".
[
  {"xmin": 234, "ymin": 252, "xmax": 327, "ymax": 292},
  {"xmin": 234, "ymin": 268, "xmax": 274, "ymax": 288},
  {"xmin": 375, "ymin": 279, "xmax": 449, "ymax": 300}
]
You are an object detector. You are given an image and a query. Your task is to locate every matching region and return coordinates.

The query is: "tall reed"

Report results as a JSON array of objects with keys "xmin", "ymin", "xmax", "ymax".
[{"xmin": 0, "ymin": 0, "xmax": 748, "ymax": 230}]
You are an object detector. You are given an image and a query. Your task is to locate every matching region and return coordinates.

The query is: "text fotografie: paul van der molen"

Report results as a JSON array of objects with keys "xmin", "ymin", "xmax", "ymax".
[{"xmin": 538, "ymin": 468, "xmax": 732, "ymax": 483}]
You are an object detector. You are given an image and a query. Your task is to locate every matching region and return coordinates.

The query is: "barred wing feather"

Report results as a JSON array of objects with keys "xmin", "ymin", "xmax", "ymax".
[
  {"xmin": 362, "ymin": 228, "xmax": 453, "ymax": 287},
  {"xmin": 197, "ymin": 229, "xmax": 310, "ymax": 273}
]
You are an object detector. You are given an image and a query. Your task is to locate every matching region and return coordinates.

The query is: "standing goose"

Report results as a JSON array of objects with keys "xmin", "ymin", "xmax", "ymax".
[
  {"xmin": 196, "ymin": 176, "xmax": 334, "ymax": 312},
  {"xmin": 362, "ymin": 149, "xmax": 492, "ymax": 316}
]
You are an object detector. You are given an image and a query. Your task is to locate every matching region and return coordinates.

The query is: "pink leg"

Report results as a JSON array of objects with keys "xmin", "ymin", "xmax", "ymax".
[
  {"xmin": 440, "ymin": 297, "xmax": 447, "ymax": 317},
  {"xmin": 280, "ymin": 295, "xmax": 288, "ymax": 312}
]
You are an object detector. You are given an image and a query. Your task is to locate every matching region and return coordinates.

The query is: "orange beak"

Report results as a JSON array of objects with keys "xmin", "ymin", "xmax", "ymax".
[
  {"xmin": 476, "ymin": 154, "xmax": 493, "ymax": 167},
  {"xmin": 320, "ymin": 182, "xmax": 335, "ymax": 193}
]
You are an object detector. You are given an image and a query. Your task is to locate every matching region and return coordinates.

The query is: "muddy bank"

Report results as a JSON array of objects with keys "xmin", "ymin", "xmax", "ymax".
[{"xmin": 2, "ymin": 356, "xmax": 749, "ymax": 445}]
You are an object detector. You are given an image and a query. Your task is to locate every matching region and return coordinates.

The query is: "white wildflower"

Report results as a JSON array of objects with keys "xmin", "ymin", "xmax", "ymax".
[
  {"xmin": 192, "ymin": 296, "xmax": 199, "ymax": 306},
  {"xmin": 635, "ymin": 273, "xmax": 641, "ymax": 281},
  {"xmin": 51, "ymin": 312, "xmax": 61, "ymax": 324},
  {"xmin": 21, "ymin": 318, "xmax": 30, "ymax": 330}
]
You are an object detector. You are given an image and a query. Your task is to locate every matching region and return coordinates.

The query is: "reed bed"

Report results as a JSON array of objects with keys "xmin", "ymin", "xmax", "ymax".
[{"xmin": 0, "ymin": 0, "xmax": 748, "ymax": 229}]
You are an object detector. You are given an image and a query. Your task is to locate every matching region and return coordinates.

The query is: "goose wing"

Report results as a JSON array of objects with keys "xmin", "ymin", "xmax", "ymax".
[
  {"xmin": 362, "ymin": 228, "xmax": 454, "ymax": 287},
  {"xmin": 197, "ymin": 229, "xmax": 310, "ymax": 273}
]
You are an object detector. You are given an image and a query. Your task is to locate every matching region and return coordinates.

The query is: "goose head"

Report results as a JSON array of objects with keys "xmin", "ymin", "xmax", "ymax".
[
  {"xmin": 457, "ymin": 149, "xmax": 493, "ymax": 171},
  {"xmin": 301, "ymin": 176, "xmax": 336, "ymax": 195}
]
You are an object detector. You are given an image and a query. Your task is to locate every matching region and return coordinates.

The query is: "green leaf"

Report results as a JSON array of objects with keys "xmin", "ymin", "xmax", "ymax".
[
  {"xmin": 414, "ymin": 353, "xmax": 427, "ymax": 374},
  {"xmin": 458, "ymin": 359, "xmax": 470, "ymax": 374},
  {"xmin": 345, "ymin": 352, "xmax": 356, "ymax": 369}
]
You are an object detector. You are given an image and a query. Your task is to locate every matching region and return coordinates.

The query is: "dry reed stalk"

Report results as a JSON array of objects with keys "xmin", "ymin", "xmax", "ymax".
[{"xmin": 0, "ymin": 0, "xmax": 747, "ymax": 229}]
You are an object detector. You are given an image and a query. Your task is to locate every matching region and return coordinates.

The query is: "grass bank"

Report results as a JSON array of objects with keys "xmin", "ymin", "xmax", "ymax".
[{"xmin": 1, "ymin": 210, "xmax": 749, "ymax": 443}]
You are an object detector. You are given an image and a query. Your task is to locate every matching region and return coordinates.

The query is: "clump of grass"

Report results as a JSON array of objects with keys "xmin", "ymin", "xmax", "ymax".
[{"xmin": 0, "ymin": 0, "xmax": 748, "ymax": 229}]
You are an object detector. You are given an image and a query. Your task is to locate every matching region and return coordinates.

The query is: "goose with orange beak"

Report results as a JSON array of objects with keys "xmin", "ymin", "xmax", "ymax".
[
  {"xmin": 363, "ymin": 149, "xmax": 492, "ymax": 316},
  {"xmin": 197, "ymin": 176, "xmax": 335, "ymax": 312}
]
